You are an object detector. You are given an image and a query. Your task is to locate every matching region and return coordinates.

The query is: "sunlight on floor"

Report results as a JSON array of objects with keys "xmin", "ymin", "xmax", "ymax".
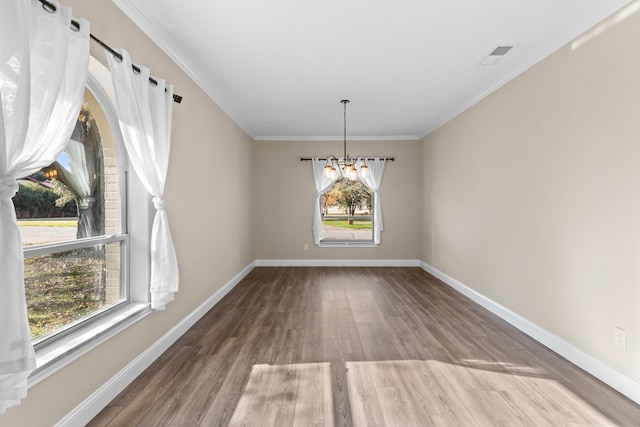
[
  {"xmin": 346, "ymin": 360, "xmax": 615, "ymax": 426},
  {"xmin": 572, "ymin": 0, "xmax": 640, "ymax": 50},
  {"xmin": 229, "ymin": 363, "xmax": 333, "ymax": 426},
  {"xmin": 230, "ymin": 360, "xmax": 616, "ymax": 426}
]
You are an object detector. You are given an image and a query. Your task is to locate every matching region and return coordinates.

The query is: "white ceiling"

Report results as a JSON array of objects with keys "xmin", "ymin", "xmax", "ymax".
[{"xmin": 114, "ymin": 0, "xmax": 630, "ymax": 140}]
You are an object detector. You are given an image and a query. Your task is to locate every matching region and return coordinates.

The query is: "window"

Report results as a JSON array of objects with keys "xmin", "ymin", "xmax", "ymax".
[
  {"xmin": 320, "ymin": 177, "xmax": 374, "ymax": 244},
  {"xmin": 13, "ymin": 58, "xmax": 151, "ymax": 377},
  {"xmin": 312, "ymin": 157, "xmax": 386, "ymax": 246},
  {"xmin": 15, "ymin": 75, "xmax": 126, "ymax": 345}
]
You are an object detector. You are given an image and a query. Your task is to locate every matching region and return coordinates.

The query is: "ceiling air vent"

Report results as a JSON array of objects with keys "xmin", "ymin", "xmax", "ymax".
[
  {"xmin": 490, "ymin": 46, "xmax": 513, "ymax": 56},
  {"xmin": 479, "ymin": 45, "xmax": 514, "ymax": 65}
]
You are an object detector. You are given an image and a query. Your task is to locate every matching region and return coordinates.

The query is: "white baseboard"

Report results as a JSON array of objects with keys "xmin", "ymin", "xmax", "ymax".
[
  {"xmin": 56, "ymin": 261, "xmax": 256, "ymax": 427},
  {"xmin": 255, "ymin": 259, "xmax": 422, "ymax": 267},
  {"xmin": 420, "ymin": 261, "xmax": 640, "ymax": 405}
]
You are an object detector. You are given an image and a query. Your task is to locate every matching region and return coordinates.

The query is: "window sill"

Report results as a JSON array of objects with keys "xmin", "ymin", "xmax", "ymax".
[
  {"xmin": 318, "ymin": 242, "xmax": 379, "ymax": 248},
  {"xmin": 28, "ymin": 303, "xmax": 150, "ymax": 388}
]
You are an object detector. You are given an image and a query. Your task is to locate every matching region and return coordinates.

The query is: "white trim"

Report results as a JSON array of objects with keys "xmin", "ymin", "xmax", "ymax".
[
  {"xmin": 23, "ymin": 234, "xmax": 127, "ymax": 258},
  {"xmin": 255, "ymin": 259, "xmax": 421, "ymax": 267},
  {"xmin": 255, "ymin": 135, "xmax": 420, "ymax": 142},
  {"xmin": 419, "ymin": 261, "xmax": 640, "ymax": 405},
  {"xmin": 29, "ymin": 304, "xmax": 150, "ymax": 388},
  {"xmin": 318, "ymin": 243, "xmax": 378, "ymax": 248},
  {"xmin": 55, "ymin": 261, "xmax": 256, "ymax": 427}
]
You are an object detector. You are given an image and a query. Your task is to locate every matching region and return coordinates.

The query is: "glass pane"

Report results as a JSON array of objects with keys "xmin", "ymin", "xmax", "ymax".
[
  {"xmin": 321, "ymin": 177, "xmax": 373, "ymax": 241},
  {"xmin": 13, "ymin": 87, "xmax": 121, "ymax": 245},
  {"xmin": 17, "ymin": 218, "xmax": 79, "ymax": 246},
  {"xmin": 322, "ymin": 217, "xmax": 373, "ymax": 240},
  {"xmin": 25, "ymin": 242, "xmax": 123, "ymax": 341}
]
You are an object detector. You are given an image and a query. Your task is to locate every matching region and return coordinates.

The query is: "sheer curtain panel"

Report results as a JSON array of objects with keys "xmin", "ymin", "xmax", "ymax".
[
  {"xmin": 107, "ymin": 49, "xmax": 179, "ymax": 310},
  {"xmin": 56, "ymin": 139, "xmax": 94, "ymax": 237},
  {"xmin": 357, "ymin": 158, "xmax": 386, "ymax": 244},
  {"xmin": 312, "ymin": 158, "xmax": 338, "ymax": 245},
  {"xmin": 0, "ymin": 0, "xmax": 89, "ymax": 413}
]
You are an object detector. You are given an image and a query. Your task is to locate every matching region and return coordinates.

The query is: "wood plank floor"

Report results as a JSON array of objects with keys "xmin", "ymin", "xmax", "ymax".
[{"xmin": 88, "ymin": 267, "xmax": 640, "ymax": 426}]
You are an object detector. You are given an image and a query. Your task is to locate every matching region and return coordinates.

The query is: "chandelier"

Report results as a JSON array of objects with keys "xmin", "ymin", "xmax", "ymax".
[{"xmin": 322, "ymin": 100, "xmax": 369, "ymax": 181}]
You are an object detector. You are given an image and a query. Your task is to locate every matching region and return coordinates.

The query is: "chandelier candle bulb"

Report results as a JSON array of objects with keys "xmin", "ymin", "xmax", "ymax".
[
  {"xmin": 359, "ymin": 163, "xmax": 369, "ymax": 179},
  {"xmin": 343, "ymin": 163, "xmax": 358, "ymax": 181}
]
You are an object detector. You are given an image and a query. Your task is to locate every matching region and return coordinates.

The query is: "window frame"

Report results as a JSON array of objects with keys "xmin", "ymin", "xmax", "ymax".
[
  {"xmin": 318, "ymin": 178, "xmax": 378, "ymax": 247},
  {"xmin": 26, "ymin": 58, "xmax": 153, "ymax": 386}
]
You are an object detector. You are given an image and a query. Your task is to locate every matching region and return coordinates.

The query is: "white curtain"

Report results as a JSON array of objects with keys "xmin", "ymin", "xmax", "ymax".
[
  {"xmin": 0, "ymin": 0, "xmax": 89, "ymax": 413},
  {"xmin": 107, "ymin": 49, "xmax": 178, "ymax": 310},
  {"xmin": 356, "ymin": 158, "xmax": 386, "ymax": 244},
  {"xmin": 56, "ymin": 139, "xmax": 94, "ymax": 237},
  {"xmin": 63, "ymin": 139, "xmax": 91, "ymax": 203},
  {"xmin": 312, "ymin": 158, "xmax": 338, "ymax": 245}
]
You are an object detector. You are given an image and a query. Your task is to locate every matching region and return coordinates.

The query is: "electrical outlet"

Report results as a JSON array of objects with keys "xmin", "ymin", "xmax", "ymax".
[
  {"xmin": 304, "ymin": 243, "xmax": 309, "ymax": 251},
  {"xmin": 614, "ymin": 327, "xmax": 626, "ymax": 349}
]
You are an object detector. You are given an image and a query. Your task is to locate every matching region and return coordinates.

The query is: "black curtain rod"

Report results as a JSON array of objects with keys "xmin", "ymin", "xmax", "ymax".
[
  {"xmin": 89, "ymin": 33, "xmax": 183, "ymax": 104},
  {"xmin": 37, "ymin": 0, "xmax": 183, "ymax": 104},
  {"xmin": 300, "ymin": 157, "xmax": 395, "ymax": 161}
]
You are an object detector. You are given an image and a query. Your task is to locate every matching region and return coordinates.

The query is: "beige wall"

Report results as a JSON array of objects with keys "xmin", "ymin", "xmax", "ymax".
[
  {"xmin": 421, "ymin": 4, "xmax": 640, "ymax": 383},
  {"xmin": 253, "ymin": 140, "xmax": 422, "ymax": 261},
  {"xmin": 0, "ymin": 1, "xmax": 255, "ymax": 426}
]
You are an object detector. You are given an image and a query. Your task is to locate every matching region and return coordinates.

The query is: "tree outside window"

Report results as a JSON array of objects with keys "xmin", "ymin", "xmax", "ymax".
[{"xmin": 321, "ymin": 177, "xmax": 373, "ymax": 241}]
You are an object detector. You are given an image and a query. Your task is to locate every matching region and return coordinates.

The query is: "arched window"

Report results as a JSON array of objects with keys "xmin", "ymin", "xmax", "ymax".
[
  {"xmin": 12, "ymin": 59, "xmax": 151, "ymax": 375},
  {"xmin": 14, "ymin": 68, "xmax": 127, "ymax": 345}
]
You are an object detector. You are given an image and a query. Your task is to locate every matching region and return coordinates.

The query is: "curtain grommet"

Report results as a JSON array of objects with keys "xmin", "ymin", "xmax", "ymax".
[{"xmin": 42, "ymin": 1, "xmax": 57, "ymax": 13}]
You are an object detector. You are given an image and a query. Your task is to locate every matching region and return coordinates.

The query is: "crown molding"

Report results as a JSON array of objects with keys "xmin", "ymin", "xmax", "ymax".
[
  {"xmin": 111, "ymin": 0, "xmax": 257, "ymax": 139},
  {"xmin": 419, "ymin": 0, "xmax": 632, "ymax": 139}
]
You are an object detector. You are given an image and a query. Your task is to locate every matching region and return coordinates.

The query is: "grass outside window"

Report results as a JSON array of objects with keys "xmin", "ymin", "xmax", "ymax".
[{"xmin": 322, "ymin": 218, "xmax": 372, "ymax": 229}]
